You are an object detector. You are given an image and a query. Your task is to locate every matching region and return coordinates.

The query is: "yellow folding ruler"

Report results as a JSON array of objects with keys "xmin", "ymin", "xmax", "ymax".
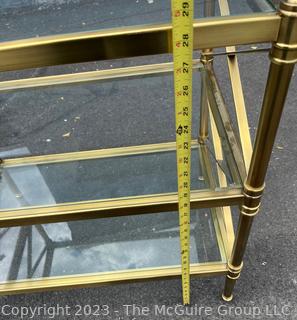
[{"xmin": 171, "ymin": 0, "xmax": 194, "ymax": 305}]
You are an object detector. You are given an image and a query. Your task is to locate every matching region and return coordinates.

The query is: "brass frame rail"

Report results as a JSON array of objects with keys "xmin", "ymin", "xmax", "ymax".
[
  {"xmin": 0, "ymin": 61, "xmax": 202, "ymax": 92},
  {"xmin": 0, "ymin": 263, "xmax": 227, "ymax": 296},
  {"xmin": 0, "ymin": 13, "xmax": 280, "ymax": 71}
]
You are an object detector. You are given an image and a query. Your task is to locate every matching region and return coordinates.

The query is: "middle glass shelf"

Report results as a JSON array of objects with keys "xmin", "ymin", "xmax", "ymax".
[{"xmin": 0, "ymin": 61, "xmax": 244, "ymax": 226}]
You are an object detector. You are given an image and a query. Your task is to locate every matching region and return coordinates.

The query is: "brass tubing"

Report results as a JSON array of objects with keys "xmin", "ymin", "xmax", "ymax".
[
  {"xmin": 223, "ymin": 0, "xmax": 297, "ymax": 301},
  {"xmin": 218, "ymin": 0, "xmax": 253, "ymax": 171},
  {"xmin": 0, "ymin": 188, "xmax": 243, "ymax": 228},
  {"xmin": 0, "ymin": 14, "xmax": 280, "ymax": 71},
  {"xmin": 222, "ymin": 184, "xmax": 260, "ymax": 301},
  {"xmin": 0, "ymin": 61, "xmax": 202, "ymax": 93},
  {"xmin": 199, "ymin": 0, "xmax": 215, "ymax": 143},
  {"xmin": 199, "ymin": 58, "xmax": 211, "ymax": 143},
  {"xmin": 247, "ymin": 62, "xmax": 294, "ymax": 187},
  {"xmin": 228, "ymin": 215, "xmax": 254, "ymax": 267},
  {"xmin": 0, "ymin": 263, "xmax": 227, "ymax": 296}
]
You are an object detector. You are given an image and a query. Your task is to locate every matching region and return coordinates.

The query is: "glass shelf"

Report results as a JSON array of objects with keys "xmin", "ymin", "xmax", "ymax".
[
  {"xmin": 0, "ymin": 0, "xmax": 276, "ymax": 42},
  {"xmin": 0, "ymin": 141, "xmax": 238, "ymax": 211},
  {"xmin": 0, "ymin": 66, "xmax": 203, "ymax": 157},
  {"xmin": 1, "ymin": 144, "xmax": 204, "ymax": 210},
  {"xmin": 0, "ymin": 63, "xmax": 242, "ymax": 225},
  {"xmin": 0, "ymin": 207, "xmax": 226, "ymax": 292}
]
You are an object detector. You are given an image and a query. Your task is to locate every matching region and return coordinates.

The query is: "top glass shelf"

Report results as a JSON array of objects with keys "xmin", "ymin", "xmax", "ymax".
[{"xmin": 0, "ymin": 0, "xmax": 276, "ymax": 42}]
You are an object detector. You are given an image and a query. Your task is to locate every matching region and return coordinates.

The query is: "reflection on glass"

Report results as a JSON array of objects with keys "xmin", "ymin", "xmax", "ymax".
[
  {"xmin": 0, "ymin": 0, "xmax": 275, "ymax": 42},
  {"xmin": 0, "ymin": 209, "xmax": 224, "ymax": 282},
  {"xmin": 0, "ymin": 71, "xmax": 201, "ymax": 156},
  {"xmin": 0, "ymin": 67, "xmax": 240, "ymax": 212},
  {"xmin": 0, "ymin": 141, "xmax": 240, "ymax": 211},
  {"xmin": 0, "ymin": 146, "xmax": 206, "ymax": 210}
]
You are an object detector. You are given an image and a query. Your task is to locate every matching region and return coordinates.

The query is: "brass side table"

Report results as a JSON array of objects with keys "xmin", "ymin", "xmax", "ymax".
[{"xmin": 0, "ymin": 0, "xmax": 295, "ymax": 302}]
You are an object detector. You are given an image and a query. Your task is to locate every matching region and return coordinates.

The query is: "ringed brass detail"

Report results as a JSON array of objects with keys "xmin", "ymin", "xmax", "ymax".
[
  {"xmin": 228, "ymin": 262, "xmax": 243, "ymax": 274},
  {"xmin": 270, "ymin": 1, "xmax": 297, "ymax": 64},
  {"xmin": 240, "ymin": 204, "xmax": 260, "ymax": 217},
  {"xmin": 243, "ymin": 183, "xmax": 265, "ymax": 197},
  {"xmin": 279, "ymin": 0, "xmax": 297, "ymax": 16},
  {"xmin": 222, "ymin": 262, "xmax": 244, "ymax": 301}
]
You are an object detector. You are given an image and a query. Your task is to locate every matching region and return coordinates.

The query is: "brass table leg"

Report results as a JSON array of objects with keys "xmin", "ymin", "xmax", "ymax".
[{"xmin": 222, "ymin": 0, "xmax": 297, "ymax": 301}]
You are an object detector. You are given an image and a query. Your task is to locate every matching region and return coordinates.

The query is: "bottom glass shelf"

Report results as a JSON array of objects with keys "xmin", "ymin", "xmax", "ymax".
[{"xmin": 0, "ymin": 208, "xmax": 227, "ymax": 294}]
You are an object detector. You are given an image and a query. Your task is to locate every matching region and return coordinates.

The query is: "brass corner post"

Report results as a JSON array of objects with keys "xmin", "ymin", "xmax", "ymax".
[
  {"xmin": 199, "ymin": 49, "xmax": 213, "ymax": 144},
  {"xmin": 222, "ymin": 0, "xmax": 297, "ymax": 301},
  {"xmin": 199, "ymin": 0, "xmax": 215, "ymax": 144}
]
